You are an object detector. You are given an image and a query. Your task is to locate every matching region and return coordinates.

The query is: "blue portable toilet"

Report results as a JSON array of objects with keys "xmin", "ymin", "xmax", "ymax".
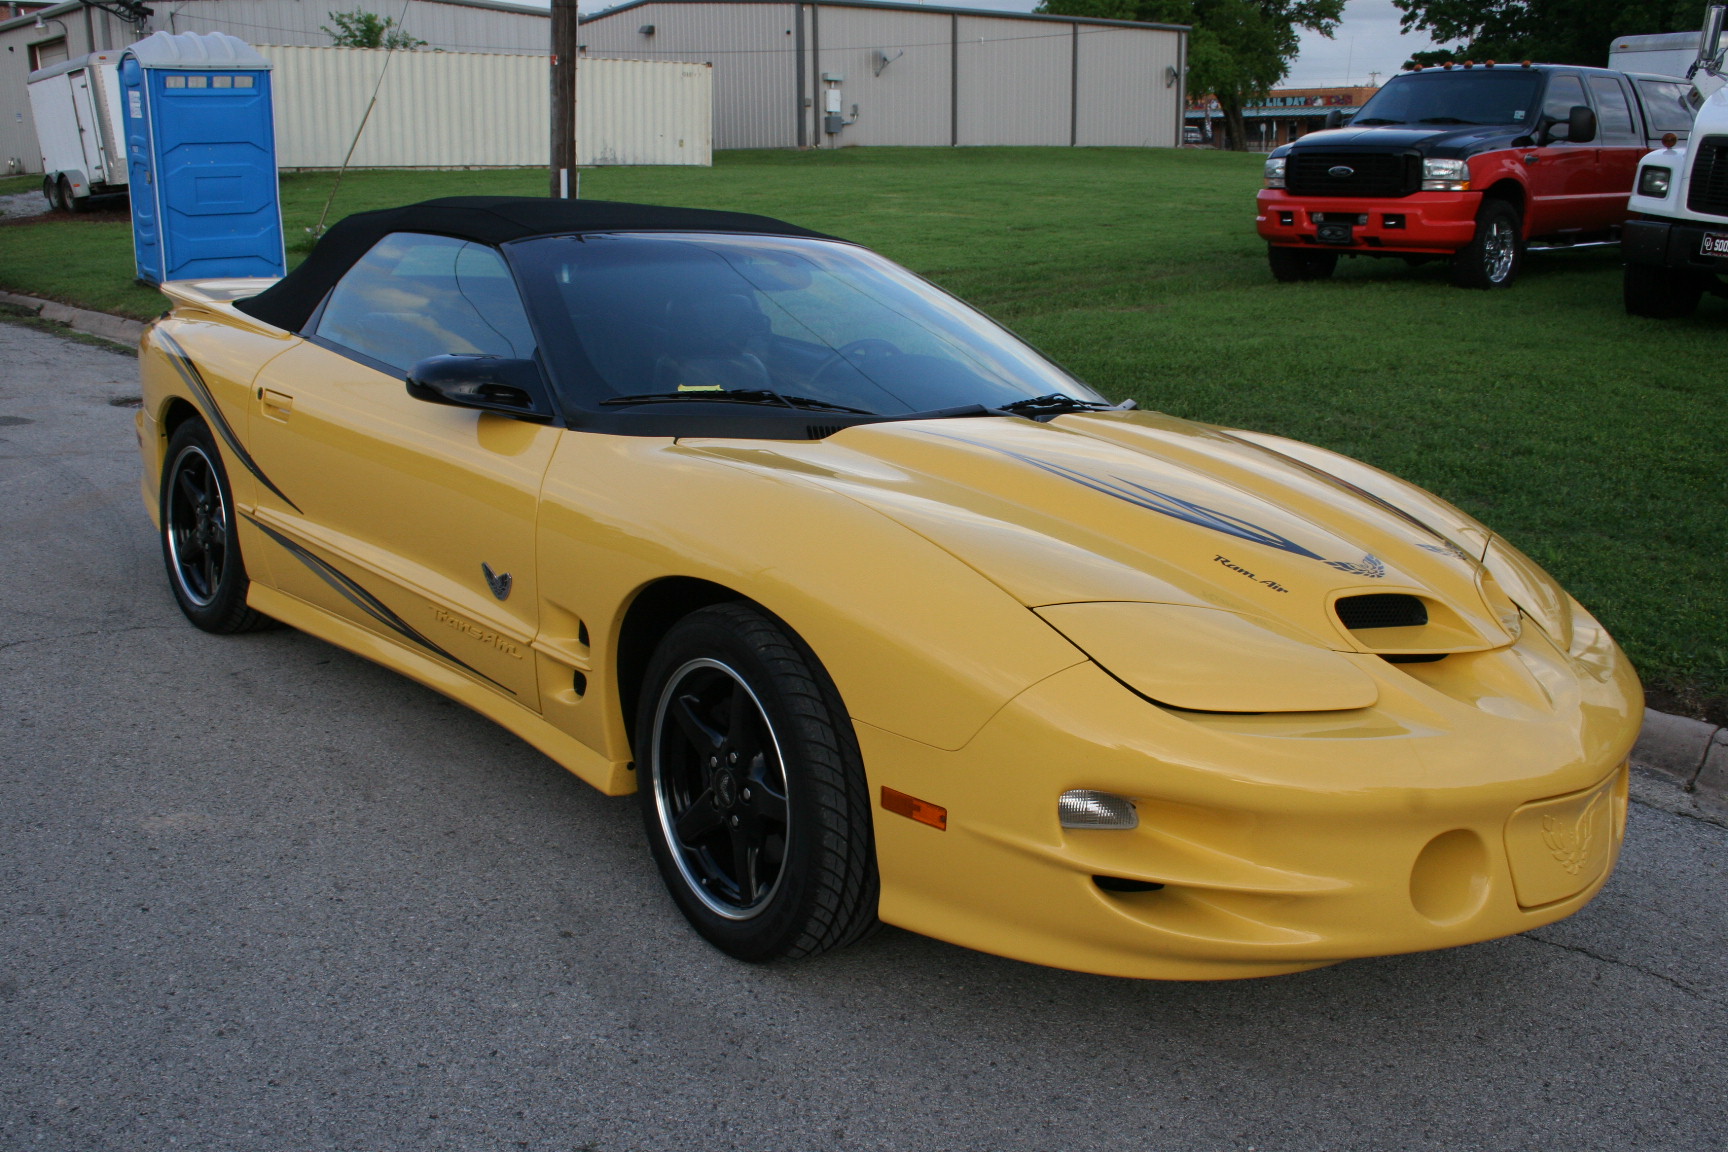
[{"xmin": 119, "ymin": 32, "xmax": 285, "ymax": 285}]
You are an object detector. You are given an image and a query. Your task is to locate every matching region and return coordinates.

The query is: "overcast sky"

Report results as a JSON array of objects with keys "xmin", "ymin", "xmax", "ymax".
[{"xmin": 572, "ymin": 0, "xmax": 1447, "ymax": 91}]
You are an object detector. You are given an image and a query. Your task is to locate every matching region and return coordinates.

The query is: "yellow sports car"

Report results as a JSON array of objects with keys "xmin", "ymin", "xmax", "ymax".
[{"xmin": 137, "ymin": 197, "xmax": 1642, "ymax": 979}]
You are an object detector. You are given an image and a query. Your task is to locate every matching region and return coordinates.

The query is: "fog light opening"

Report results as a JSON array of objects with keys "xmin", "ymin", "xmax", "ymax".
[
  {"xmin": 1059, "ymin": 789, "xmax": 1138, "ymax": 830},
  {"xmin": 1409, "ymin": 829, "xmax": 1490, "ymax": 924},
  {"xmin": 1093, "ymin": 875, "xmax": 1163, "ymax": 893}
]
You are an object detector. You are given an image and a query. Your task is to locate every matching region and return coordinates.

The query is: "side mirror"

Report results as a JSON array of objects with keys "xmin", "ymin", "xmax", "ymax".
[
  {"xmin": 1323, "ymin": 108, "xmax": 1346, "ymax": 130},
  {"xmin": 1567, "ymin": 104, "xmax": 1597, "ymax": 143},
  {"xmin": 405, "ymin": 355, "xmax": 554, "ymax": 422}
]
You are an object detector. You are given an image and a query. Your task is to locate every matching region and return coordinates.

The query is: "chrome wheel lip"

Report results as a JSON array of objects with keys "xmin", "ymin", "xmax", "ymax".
[
  {"xmin": 649, "ymin": 657, "xmax": 789, "ymax": 922},
  {"xmin": 165, "ymin": 443, "xmax": 225, "ymax": 608},
  {"xmin": 1484, "ymin": 219, "xmax": 1517, "ymax": 283}
]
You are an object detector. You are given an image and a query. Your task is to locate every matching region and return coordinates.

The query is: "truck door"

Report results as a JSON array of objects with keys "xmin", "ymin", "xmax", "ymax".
[
  {"xmin": 1587, "ymin": 73, "xmax": 1645, "ymax": 228},
  {"xmin": 68, "ymin": 68, "xmax": 105, "ymax": 185},
  {"xmin": 1523, "ymin": 73, "xmax": 1599, "ymax": 238}
]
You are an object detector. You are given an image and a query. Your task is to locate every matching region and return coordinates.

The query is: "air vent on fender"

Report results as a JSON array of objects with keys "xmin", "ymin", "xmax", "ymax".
[
  {"xmin": 806, "ymin": 424, "xmax": 844, "ymax": 440},
  {"xmin": 1336, "ymin": 593, "xmax": 1428, "ymax": 631}
]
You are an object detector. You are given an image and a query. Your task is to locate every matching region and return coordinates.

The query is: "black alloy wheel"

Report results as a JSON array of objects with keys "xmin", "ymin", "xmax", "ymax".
[
  {"xmin": 1623, "ymin": 263, "xmax": 1703, "ymax": 318},
  {"xmin": 636, "ymin": 602, "xmax": 878, "ymax": 961},
  {"xmin": 1267, "ymin": 245, "xmax": 1338, "ymax": 283},
  {"xmin": 160, "ymin": 419, "xmax": 275, "ymax": 634},
  {"xmin": 1451, "ymin": 200, "xmax": 1523, "ymax": 289}
]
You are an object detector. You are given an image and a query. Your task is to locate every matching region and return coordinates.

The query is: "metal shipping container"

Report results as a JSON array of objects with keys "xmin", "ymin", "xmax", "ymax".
[{"xmin": 257, "ymin": 46, "xmax": 711, "ymax": 168}]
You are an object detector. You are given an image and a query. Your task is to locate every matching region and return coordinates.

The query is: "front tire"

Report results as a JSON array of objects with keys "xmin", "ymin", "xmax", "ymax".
[
  {"xmin": 160, "ymin": 419, "xmax": 275, "ymax": 634},
  {"xmin": 636, "ymin": 602, "xmax": 878, "ymax": 962},
  {"xmin": 1623, "ymin": 262, "xmax": 1702, "ymax": 318},
  {"xmin": 1451, "ymin": 200, "xmax": 1523, "ymax": 289},
  {"xmin": 1268, "ymin": 245, "xmax": 1338, "ymax": 282}
]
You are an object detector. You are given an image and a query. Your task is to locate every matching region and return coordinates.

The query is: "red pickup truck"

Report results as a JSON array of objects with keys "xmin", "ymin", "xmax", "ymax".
[{"xmin": 1256, "ymin": 63, "xmax": 1696, "ymax": 287}]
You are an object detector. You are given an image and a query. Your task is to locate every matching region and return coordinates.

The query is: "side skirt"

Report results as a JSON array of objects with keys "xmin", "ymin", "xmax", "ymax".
[{"xmin": 246, "ymin": 583, "xmax": 636, "ymax": 796}]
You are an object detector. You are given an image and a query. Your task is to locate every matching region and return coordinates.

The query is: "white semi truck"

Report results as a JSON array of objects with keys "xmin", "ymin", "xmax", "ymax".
[
  {"xmin": 26, "ymin": 51, "xmax": 129, "ymax": 213},
  {"xmin": 1622, "ymin": 6, "xmax": 1728, "ymax": 315}
]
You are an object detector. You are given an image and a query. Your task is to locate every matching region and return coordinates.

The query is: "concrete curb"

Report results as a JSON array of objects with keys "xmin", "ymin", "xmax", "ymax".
[
  {"xmin": 0, "ymin": 288, "xmax": 146, "ymax": 348},
  {"xmin": 1, "ymin": 290, "xmax": 1723, "ymax": 819},
  {"xmin": 1632, "ymin": 707, "xmax": 1727, "ymax": 819}
]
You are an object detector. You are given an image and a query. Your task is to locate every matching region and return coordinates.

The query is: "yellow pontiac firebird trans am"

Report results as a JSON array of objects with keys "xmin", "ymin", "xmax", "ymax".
[{"xmin": 137, "ymin": 197, "xmax": 1641, "ymax": 979}]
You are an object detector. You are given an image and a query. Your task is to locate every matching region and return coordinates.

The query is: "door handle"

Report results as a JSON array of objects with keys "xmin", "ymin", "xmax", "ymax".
[
  {"xmin": 1523, "ymin": 154, "xmax": 1539, "ymax": 165},
  {"xmin": 259, "ymin": 388, "xmax": 293, "ymax": 421}
]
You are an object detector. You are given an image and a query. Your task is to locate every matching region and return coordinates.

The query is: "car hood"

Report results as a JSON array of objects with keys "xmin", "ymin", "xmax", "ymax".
[
  {"xmin": 1278, "ymin": 123, "xmax": 1527, "ymax": 159},
  {"xmin": 682, "ymin": 411, "xmax": 1520, "ymax": 655}
]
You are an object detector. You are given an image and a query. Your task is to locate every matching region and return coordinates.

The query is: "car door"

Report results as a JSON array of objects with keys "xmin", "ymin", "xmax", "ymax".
[
  {"xmin": 1523, "ymin": 72, "xmax": 1600, "ymax": 238},
  {"xmin": 1587, "ymin": 73, "xmax": 1646, "ymax": 228},
  {"xmin": 245, "ymin": 232, "xmax": 558, "ymax": 706}
]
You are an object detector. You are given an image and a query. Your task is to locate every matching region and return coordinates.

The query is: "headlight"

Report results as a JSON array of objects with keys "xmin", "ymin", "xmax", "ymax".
[
  {"xmin": 1421, "ymin": 158, "xmax": 1470, "ymax": 191},
  {"xmin": 1264, "ymin": 157, "xmax": 1286, "ymax": 188},
  {"xmin": 1637, "ymin": 166, "xmax": 1672, "ymax": 197}
]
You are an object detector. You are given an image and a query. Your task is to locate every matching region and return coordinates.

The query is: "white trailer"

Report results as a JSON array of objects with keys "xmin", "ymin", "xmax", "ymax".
[{"xmin": 26, "ymin": 51, "xmax": 128, "ymax": 212}]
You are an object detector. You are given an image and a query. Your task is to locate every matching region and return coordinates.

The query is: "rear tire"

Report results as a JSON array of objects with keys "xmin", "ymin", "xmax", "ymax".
[
  {"xmin": 1267, "ymin": 245, "xmax": 1338, "ymax": 283},
  {"xmin": 160, "ymin": 419, "xmax": 276, "ymax": 634},
  {"xmin": 1623, "ymin": 262, "xmax": 1702, "ymax": 318},
  {"xmin": 636, "ymin": 602, "xmax": 879, "ymax": 962},
  {"xmin": 1451, "ymin": 200, "xmax": 1523, "ymax": 289},
  {"xmin": 42, "ymin": 176, "xmax": 61, "ymax": 212}
]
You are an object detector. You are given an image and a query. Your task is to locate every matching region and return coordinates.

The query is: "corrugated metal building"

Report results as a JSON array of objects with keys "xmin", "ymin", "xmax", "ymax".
[
  {"xmin": 1, "ymin": 0, "xmax": 548, "ymax": 174},
  {"xmin": 263, "ymin": 46, "xmax": 711, "ymax": 168},
  {"xmin": 578, "ymin": 0, "xmax": 1187, "ymax": 150}
]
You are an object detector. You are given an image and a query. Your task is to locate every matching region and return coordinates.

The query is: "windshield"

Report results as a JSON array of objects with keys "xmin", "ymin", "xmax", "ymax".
[
  {"xmin": 507, "ymin": 232, "xmax": 1103, "ymax": 415},
  {"xmin": 1353, "ymin": 70, "xmax": 1544, "ymax": 126}
]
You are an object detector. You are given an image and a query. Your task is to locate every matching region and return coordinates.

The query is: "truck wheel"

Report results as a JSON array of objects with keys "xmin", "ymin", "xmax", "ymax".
[
  {"xmin": 1268, "ymin": 246, "xmax": 1338, "ymax": 283},
  {"xmin": 41, "ymin": 176, "xmax": 62, "ymax": 212},
  {"xmin": 1623, "ymin": 263, "xmax": 1702, "ymax": 319},
  {"xmin": 1451, "ymin": 200, "xmax": 1522, "ymax": 289}
]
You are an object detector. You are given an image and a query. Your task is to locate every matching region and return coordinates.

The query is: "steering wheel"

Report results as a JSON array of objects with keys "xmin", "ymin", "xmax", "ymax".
[{"xmin": 807, "ymin": 338, "xmax": 902, "ymax": 390}]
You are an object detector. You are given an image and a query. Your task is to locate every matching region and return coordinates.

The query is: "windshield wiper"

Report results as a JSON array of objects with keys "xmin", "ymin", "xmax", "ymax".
[
  {"xmin": 1417, "ymin": 116, "xmax": 1477, "ymax": 124},
  {"xmin": 1352, "ymin": 117, "xmax": 1403, "ymax": 125},
  {"xmin": 993, "ymin": 393, "xmax": 1125, "ymax": 419},
  {"xmin": 601, "ymin": 389, "xmax": 875, "ymax": 414}
]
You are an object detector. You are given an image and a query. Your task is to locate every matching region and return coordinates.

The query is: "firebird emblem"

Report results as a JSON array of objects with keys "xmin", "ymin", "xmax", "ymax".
[
  {"xmin": 1541, "ymin": 794, "xmax": 1605, "ymax": 875},
  {"xmin": 481, "ymin": 562, "xmax": 513, "ymax": 601},
  {"xmin": 1328, "ymin": 165, "xmax": 1355, "ymax": 178}
]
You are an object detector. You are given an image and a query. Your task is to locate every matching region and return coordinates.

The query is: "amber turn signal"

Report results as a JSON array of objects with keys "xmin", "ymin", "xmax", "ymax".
[{"xmin": 882, "ymin": 786, "xmax": 947, "ymax": 830}]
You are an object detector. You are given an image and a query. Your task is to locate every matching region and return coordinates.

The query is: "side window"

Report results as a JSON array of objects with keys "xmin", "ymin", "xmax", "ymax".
[
  {"xmin": 1541, "ymin": 73, "xmax": 1588, "ymax": 129},
  {"xmin": 1587, "ymin": 75, "xmax": 1638, "ymax": 144},
  {"xmin": 1636, "ymin": 79, "xmax": 1697, "ymax": 135},
  {"xmin": 313, "ymin": 232, "xmax": 536, "ymax": 374}
]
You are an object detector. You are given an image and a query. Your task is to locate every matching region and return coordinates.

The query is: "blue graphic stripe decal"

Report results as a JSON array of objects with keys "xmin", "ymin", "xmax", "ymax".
[
  {"xmin": 156, "ymin": 329, "xmax": 302, "ymax": 514},
  {"xmin": 243, "ymin": 514, "xmax": 514, "ymax": 695},
  {"xmin": 1213, "ymin": 430, "xmax": 1476, "ymax": 562},
  {"xmin": 932, "ymin": 432, "xmax": 1385, "ymax": 578}
]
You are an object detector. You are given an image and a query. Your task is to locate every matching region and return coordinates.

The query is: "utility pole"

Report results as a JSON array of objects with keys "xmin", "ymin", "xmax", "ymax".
[{"xmin": 549, "ymin": 0, "xmax": 578, "ymax": 198}]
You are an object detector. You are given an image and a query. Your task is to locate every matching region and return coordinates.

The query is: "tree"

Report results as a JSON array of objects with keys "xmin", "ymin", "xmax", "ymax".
[
  {"xmin": 322, "ymin": 9, "xmax": 427, "ymax": 50},
  {"xmin": 1392, "ymin": 0, "xmax": 1704, "ymax": 69},
  {"xmin": 1036, "ymin": 0, "xmax": 1344, "ymax": 150}
]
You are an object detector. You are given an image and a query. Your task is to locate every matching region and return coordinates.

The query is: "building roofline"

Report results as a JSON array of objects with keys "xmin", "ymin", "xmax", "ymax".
[
  {"xmin": 2, "ymin": 0, "xmax": 552, "ymax": 36},
  {"xmin": 582, "ymin": 0, "xmax": 1186, "ymax": 34}
]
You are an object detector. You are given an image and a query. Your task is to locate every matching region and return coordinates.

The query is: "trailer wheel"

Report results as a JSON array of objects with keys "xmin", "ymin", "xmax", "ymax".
[
  {"xmin": 60, "ymin": 177, "xmax": 90, "ymax": 215},
  {"xmin": 1451, "ymin": 200, "xmax": 1523, "ymax": 289},
  {"xmin": 1623, "ymin": 263, "xmax": 1703, "ymax": 319},
  {"xmin": 41, "ymin": 176, "xmax": 61, "ymax": 212},
  {"xmin": 1268, "ymin": 246, "xmax": 1338, "ymax": 283}
]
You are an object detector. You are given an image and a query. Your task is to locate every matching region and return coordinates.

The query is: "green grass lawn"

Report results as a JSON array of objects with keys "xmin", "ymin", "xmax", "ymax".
[
  {"xmin": 0, "ymin": 174, "xmax": 43, "ymax": 197},
  {"xmin": 0, "ymin": 148, "xmax": 1723, "ymax": 715}
]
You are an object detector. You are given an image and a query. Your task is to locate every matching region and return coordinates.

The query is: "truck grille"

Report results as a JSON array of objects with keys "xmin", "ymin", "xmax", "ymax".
[
  {"xmin": 1686, "ymin": 136, "xmax": 1728, "ymax": 218},
  {"xmin": 1287, "ymin": 152, "xmax": 1419, "ymax": 198}
]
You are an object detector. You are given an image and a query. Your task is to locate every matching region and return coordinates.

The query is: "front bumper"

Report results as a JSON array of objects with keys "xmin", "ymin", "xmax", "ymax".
[
  {"xmin": 864, "ymin": 612, "xmax": 1641, "ymax": 980},
  {"xmin": 1256, "ymin": 189, "xmax": 1483, "ymax": 255},
  {"xmin": 1623, "ymin": 217, "xmax": 1728, "ymax": 277}
]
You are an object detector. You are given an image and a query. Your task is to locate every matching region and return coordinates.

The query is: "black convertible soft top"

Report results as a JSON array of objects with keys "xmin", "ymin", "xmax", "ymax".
[{"xmin": 235, "ymin": 196, "xmax": 838, "ymax": 335}]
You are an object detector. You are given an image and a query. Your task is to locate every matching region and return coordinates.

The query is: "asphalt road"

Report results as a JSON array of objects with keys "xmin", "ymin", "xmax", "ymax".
[{"xmin": 2, "ymin": 319, "xmax": 1725, "ymax": 1152}]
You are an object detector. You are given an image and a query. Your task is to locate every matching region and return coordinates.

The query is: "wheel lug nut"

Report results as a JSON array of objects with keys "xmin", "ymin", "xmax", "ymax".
[
  {"xmin": 742, "ymin": 788, "xmax": 751, "ymax": 801},
  {"xmin": 730, "ymin": 815, "xmax": 740, "ymax": 827},
  {"xmin": 728, "ymin": 752, "xmax": 737, "ymax": 763}
]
